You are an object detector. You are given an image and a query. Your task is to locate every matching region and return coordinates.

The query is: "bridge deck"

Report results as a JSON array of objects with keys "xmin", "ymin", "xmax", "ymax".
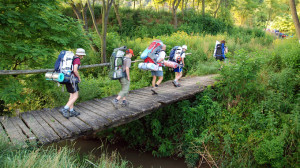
[{"xmin": 0, "ymin": 75, "xmax": 216, "ymax": 146}]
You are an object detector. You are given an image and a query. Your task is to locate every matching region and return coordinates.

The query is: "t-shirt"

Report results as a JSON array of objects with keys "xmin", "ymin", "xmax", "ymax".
[
  {"xmin": 72, "ymin": 57, "xmax": 81, "ymax": 77},
  {"xmin": 174, "ymin": 52, "xmax": 185, "ymax": 64},
  {"xmin": 122, "ymin": 56, "xmax": 131, "ymax": 72},
  {"xmin": 157, "ymin": 50, "xmax": 166, "ymax": 71}
]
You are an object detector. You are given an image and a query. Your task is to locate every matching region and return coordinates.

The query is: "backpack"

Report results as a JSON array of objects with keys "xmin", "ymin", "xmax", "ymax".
[
  {"xmin": 53, "ymin": 50, "xmax": 79, "ymax": 83},
  {"xmin": 140, "ymin": 40, "xmax": 163, "ymax": 63},
  {"xmin": 109, "ymin": 46, "xmax": 127, "ymax": 80},
  {"xmin": 215, "ymin": 43, "xmax": 225, "ymax": 61},
  {"xmin": 169, "ymin": 46, "xmax": 183, "ymax": 63}
]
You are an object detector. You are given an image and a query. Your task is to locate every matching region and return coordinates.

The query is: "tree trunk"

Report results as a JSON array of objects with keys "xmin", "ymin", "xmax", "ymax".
[
  {"xmin": 71, "ymin": 1, "xmax": 99, "ymax": 52},
  {"xmin": 101, "ymin": 0, "xmax": 114, "ymax": 63},
  {"xmin": 289, "ymin": 0, "xmax": 300, "ymax": 43},
  {"xmin": 134, "ymin": 0, "xmax": 135, "ymax": 9},
  {"xmin": 181, "ymin": 0, "xmax": 184, "ymax": 18},
  {"xmin": 87, "ymin": 0, "xmax": 103, "ymax": 60},
  {"xmin": 202, "ymin": 0, "xmax": 205, "ymax": 16},
  {"xmin": 214, "ymin": 0, "xmax": 222, "ymax": 18},
  {"xmin": 172, "ymin": 0, "xmax": 181, "ymax": 29},
  {"xmin": 113, "ymin": 1, "xmax": 122, "ymax": 29}
]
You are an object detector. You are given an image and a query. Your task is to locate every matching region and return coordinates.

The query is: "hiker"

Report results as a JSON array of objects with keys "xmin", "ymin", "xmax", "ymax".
[
  {"xmin": 172, "ymin": 45, "xmax": 187, "ymax": 87},
  {"xmin": 59, "ymin": 48, "xmax": 86, "ymax": 118},
  {"xmin": 111, "ymin": 49, "xmax": 134, "ymax": 108},
  {"xmin": 215, "ymin": 40, "xmax": 228, "ymax": 70},
  {"xmin": 151, "ymin": 44, "xmax": 166, "ymax": 93}
]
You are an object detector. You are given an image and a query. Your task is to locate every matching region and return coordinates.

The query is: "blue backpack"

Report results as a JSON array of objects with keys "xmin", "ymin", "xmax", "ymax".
[
  {"xmin": 215, "ymin": 43, "xmax": 225, "ymax": 61},
  {"xmin": 169, "ymin": 46, "xmax": 183, "ymax": 62}
]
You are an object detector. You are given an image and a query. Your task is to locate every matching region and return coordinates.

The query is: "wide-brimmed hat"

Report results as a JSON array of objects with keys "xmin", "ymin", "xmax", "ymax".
[{"xmin": 76, "ymin": 48, "xmax": 86, "ymax": 56}]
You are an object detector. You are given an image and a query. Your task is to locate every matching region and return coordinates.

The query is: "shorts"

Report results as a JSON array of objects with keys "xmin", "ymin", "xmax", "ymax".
[
  {"xmin": 66, "ymin": 83, "xmax": 79, "ymax": 93},
  {"xmin": 151, "ymin": 71, "xmax": 163, "ymax": 77},
  {"xmin": 174, "ymin": 67, "xmax": 182, "ymax": 73}
]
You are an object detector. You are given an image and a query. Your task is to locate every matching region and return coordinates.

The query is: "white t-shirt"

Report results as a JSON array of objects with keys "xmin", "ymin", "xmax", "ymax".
[
  {"xmin": 156, "ymin": 50, "xmax": 166, "ymax": 71},
  {"xmin": 175, "ymin": 52, "xmax": 185, "ymax": 64}
]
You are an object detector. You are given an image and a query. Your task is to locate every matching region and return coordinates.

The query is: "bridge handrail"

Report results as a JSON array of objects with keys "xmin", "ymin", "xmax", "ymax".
[{"xmin": 0, "ymin": 60, "xmax": 143, "ymax": 75}]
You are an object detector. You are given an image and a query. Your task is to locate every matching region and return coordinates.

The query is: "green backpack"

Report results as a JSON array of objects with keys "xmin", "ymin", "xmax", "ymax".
[{"xmin": 109, "ymin": 46, "xmax": 127, "ymax": 80}]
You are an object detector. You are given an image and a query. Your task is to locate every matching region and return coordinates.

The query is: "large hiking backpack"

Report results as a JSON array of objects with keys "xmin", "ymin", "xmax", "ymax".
[
  {"xmin": 215, "ymin": 43, "xmax": 225, "ymax": 61},
  {"xmin": 140, "ymin": 40, "xmax": 163, "ymax": 63},
  {"xmin": 109, "ymin": 46, "xmax": 127, "ymax": 80},
  {"xmin": 169, "ymin": 46, "xmax": 183, "ymax": 63},
  {"xmin": 53, "ymin": 50, "xmax": 78, "ymax": 84}
]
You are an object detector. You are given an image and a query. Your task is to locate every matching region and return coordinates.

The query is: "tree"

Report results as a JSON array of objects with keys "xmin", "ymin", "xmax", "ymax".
[
  {"xmin": 171, "ymin": 0, "xmax": 182, "ymax": 29},
  {"xmin": 0, "ymin": 0, "xmax": 87, "ymax": 105},
  {"xmin": 68, "ymin": 0, "xmax": 99, "ymax": 52},
  {"xmin": 87, "ymin": 0, "xmax": 113, "ymax": 63},
  {"xmin": 202, "ymin": 0, "xmax": 205, "ymax": 16},
  {"xmin": 113, "ymin": 0, "xmax": 122, "ymax": 29},
  {"xmin": 289, "ymin": 0, "xmax": 300, "ymax": 43}
]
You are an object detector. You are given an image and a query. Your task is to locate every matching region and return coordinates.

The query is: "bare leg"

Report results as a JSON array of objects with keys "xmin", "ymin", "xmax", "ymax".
[
  {"xmin": 156, "ymin": 76, "xmax": 163, "ymax": 85},
  {"xmin": 152, "ymin": 76, "xmax": 157, "ymax": 87},
  {"xmin": 66, "ymin": 91, "xmax": 79, "ymax": 109}
]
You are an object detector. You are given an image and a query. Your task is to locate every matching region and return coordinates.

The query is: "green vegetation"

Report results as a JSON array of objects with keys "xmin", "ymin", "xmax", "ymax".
[
  {"xmin": 0, "ymin": 134, "xmax": 132, "ymax": 168},
  {"xmin": 99, "ymin": 38, "xmax": 299, "ymax": 167},
  {"xmin": 0, "ymin": 0, "xmax": 299, "ymax": 167}
]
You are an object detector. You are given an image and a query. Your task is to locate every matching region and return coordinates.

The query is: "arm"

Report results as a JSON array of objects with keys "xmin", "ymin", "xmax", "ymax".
[
  {"xmin": 73, "ymin": 64, "xmax": 81, "ymax": 82},
  {"xmin": 126, "ymin": 67, "xmax": 130, "ymax": 81}
]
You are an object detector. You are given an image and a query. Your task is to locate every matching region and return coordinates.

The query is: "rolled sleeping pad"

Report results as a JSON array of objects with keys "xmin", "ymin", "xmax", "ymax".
[
  {"xmin": 163, "ymin": 61, "xmax": 178, "ymax": 68},
  {"xmin": 138, "ymin": 63, "xmax": 159, "ymax": 71},
  {"xmin": 45, "ymin": 72, "xmax": 64, "ymax": 82}
]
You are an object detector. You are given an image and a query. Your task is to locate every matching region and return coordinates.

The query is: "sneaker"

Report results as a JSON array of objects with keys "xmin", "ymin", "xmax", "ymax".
[
  {"xmin": 176, "ymin": 83, "xmax": 181, "ymax": 87},
  {"xmin": 111, "ymin": 99, "xmax": 119, "ymax": 109},
  {"xmin": 70, "ymin": 109, "xmax": 80, "ymax": 117},
  {"xmin": 59, "ymin": 108, "xmax": 70, "ymax": 119},
  {"xmin": 151, "ymin": 87, "xmax": 158, "ymax": 94},
  {"xmin": 172, "ymin": 80, "xmax": 177, "ymax": 87},
  {"xmin": 121, "ymin": 100, "xmax": 129, "ymax": 107}
]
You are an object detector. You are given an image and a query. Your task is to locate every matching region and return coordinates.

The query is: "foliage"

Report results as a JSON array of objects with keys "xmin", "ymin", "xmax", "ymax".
[
  {"xmin": 98, "ymin": 38, "xmax": 299, "ymax": 167},
  {"xmin": 0, "ymin": 0, "xmax": 88, "ymax": 111},
  {"xmin": 0, "ymin": 133, "xmax": 132, "ymax": 168}
]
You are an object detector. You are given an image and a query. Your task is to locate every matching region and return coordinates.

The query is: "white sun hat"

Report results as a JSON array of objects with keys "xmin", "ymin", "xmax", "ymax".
[
  {"xmin": 182, "ymin": 45, "xmax": 187, "ymax": 50},
  {"xmin": 76, "ymin": 48, "xmax": 86, "ymax": 56}
]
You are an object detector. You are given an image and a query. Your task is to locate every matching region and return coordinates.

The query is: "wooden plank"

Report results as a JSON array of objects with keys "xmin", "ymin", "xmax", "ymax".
[
  {"xmin": 0, "ymin": 120, "xmax": 9, "ymax": 142},
  {"xmin": 0, "ymin": 117, "xmax": 27, "ymax": 145},
  {"xmin": 53, "ymin": 108, "xmax": 92, "ymax": 134},
  {"xmin": 10, "ymin": 117, "xmax": 37, "ymax": 143},
  {"xmin": 30, "ymin": 111, "xmax": 60, "ymax": 143},
  {"xmin": 77, "ymin": 102, "xmax": 116, "ymax": 120},
  {"xmin": 38, "ymin": 109, "xmax": 72, "ymax": 139},
  {"xmin": 74, "ymin": 105, "xmax": 108, "ymax": 130},
  {"xmin": 92, "ymin": 98, "xmax": 134, "ymax": 116},
  {"xmin": 46, "ymin": 108, "xmax": 81, "ymax": 136},
  {"xmin": 80, "ymin": 101, "xmax": 122, "ymax": 122},
  {"xmin": 21, "ymin": 112, "xmax": 51, "ymax": 144}
]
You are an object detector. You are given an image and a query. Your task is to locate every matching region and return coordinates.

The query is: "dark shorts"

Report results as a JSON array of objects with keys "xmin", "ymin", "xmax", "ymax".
[
  {"xmin": 174, "ymin": 67, "xmax": 182, "ymax": 73},
  {"xmin": 66, "ymin": 83, "xmax": 79, "ymax": 93}
]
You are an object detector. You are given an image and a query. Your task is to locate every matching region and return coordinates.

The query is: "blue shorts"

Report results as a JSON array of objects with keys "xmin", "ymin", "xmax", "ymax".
[
  {"xmin": 151, "ymin": 71, "xmax": 163, "ymax": 77},
  {"xmin": 174, "ymin": 67, "xmax": 182, "ymax": 73}
]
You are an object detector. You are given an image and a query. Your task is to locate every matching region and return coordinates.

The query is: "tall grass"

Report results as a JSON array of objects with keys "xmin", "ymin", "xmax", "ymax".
[{"xmin": 0, "ymin": 133, "xmax": 132, "ymax": 168}]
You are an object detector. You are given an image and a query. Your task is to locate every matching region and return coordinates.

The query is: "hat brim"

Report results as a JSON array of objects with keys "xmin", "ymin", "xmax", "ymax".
[{"xmin": 76, "ymin": 53, "xmax": 86, "ymax": 56}]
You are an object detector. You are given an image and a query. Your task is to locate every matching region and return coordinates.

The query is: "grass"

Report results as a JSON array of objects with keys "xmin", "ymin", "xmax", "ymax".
[{"xmin": 0, "ymin": 133, "xmax": 132, "ymax": 168}]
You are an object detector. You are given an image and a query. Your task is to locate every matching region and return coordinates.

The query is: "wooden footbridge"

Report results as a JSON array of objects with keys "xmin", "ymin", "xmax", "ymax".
[{"xmin": 0, "ymin": 75, "xmax": 217, "ymax": 146}]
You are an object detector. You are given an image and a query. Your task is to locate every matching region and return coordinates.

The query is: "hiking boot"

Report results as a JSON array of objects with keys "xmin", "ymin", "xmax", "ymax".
[
  {"xmin": 70, "ymin": 109, "xmax": 80, "ymax": 117},
  {"xmin": 59, "ymin": 108, "xmax": 70, "ymax": 119},
  {"xmin": 121, "ymin": 100, "xmax": 130, "ymax": 107},
  {"xmin": 111, "ymin": 99, "xmax": 119, "ymax": 109},
  {"xmin": 151, "ymin": 87, "xmax": 158, "ymax": 94},
  {"xmin": 172, "ymin": 80, "xmax": 177, "ymax": 87},
  {"xmin": 176, "ymin": 83, "xmax": 181, "ymax": 87}
]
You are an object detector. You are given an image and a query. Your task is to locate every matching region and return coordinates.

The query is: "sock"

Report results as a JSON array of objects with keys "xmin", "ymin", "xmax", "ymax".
[
  {"xmin": 70, "ymin": 108, "xmax": 74, "ymax": 112},
  {"xmin": 174, "ymin": 79, "xmax": 178, "ymax": 82},
  {"xmin": 155, "ymin": 84, "xmax": 158, "ymax": 87},
  {"xmin": 64, "ymin": 105, "xmax": 69, "ymax": 110}
]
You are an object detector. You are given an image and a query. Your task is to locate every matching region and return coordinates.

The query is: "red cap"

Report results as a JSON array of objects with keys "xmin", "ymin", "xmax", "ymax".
[{"xmin": 126, "ymin": 49, "xmax": 134, "ymax": 56}]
